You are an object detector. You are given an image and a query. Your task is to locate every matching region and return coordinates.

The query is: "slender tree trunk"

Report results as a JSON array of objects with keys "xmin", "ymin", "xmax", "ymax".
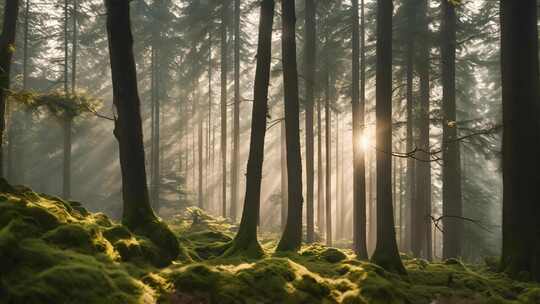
[
  {"xmin": 317, "ymin": 93, "xmax": 325, "ymax": 237},
  {"xmin": 230, "ymin": 0, "xmax": 241, "ymax": 222},
  {"xmin": 404, "ymin": 0, "xmax": 415, "ymax": 255},
  {"xmin": 500, "ymin": 0, "xmax": 540, "ymax": 281},
  {"xmin": 150, "ymin": 45, "xmax": 161, "ymax": 211},
  {"xmin": 441, "ymin": 0, "xmax": 462, "ymax": 260},
  {"xmin": 352, "ymin": 0, "xmax": 368, "ymax": 259},
  {"xmin": 220, "ymin": 2, "xmax": 229, "ymax": 218},
  {"xmin": 335, "ymin": 114, "xmax": 341, "ymax": 240},
  {"xmin": 368, "ymin": 153, "xmax": 375, "ymax": 251},
  {"xmin": 339, "ymin": 121, "xmax": 345, "ymax": 240},
  {"xmin": 105, "ymin": 0, "xmax": 158, "ymax": 227},
  {"xmin": 277, "ymin": 0, "xmax": 304, "ymax": 252},
  {"xmin": 0, "ymin": 0, "xmax": 19, "ymax": 178},
  {"xmin": 104, "ymin": 0, "xmax": 179, "ymax": 263},
  {"xmin": 196, "ymin": 77, "xmax": 203, "ymax": 209},
  {"xmin": 413, "ymin": 0, "xmax": 432, "ymax": 261},
  {"xmin": 72, "ymin": 0, "xmax": 78, "ymax": 93},
  {"xmin": 281, "ymin": 119, "xmax": 288, "ymax": 231},
  {"xmin": 207, "ymin": 32, "xmax": 212, "ymax": 210},
  {"xmin": 371, "ymin": 0, "xmax": 406, "ymax": 274},
  {"xmin": 324, "ymin": 71, "xmax": 332, "ymax": 246},
  {"xmin": 227, "ymin": 0, "xmax": 274, "ymax": 256},
  {"xmin": 304, "ymin": 0, "xmax": 316, "ymax": 244},
  {"xmin": 62, "ymin": 0, "xmax": 72, "ymax": 199}
]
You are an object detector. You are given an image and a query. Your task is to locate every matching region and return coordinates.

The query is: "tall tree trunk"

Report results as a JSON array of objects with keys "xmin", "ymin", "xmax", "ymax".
[
  {"xmin": 371, "ymin": 0, "xmax": 406, "ymax": 274},
  {"xmin": 324, "ymin": 71, "xmax": 332, "ymax": 246},
  {"xmin": 150, "ymin": 45, "xmax": 161, "ymax": 211},
  {"xmin": 304, "ymin": 0, "xmax": 316, "ymax": 244},
  {"xmin": 207, "ymin": 33, "xmax": 212, "ymax": 210},
  {"xmin": 220, "ymin": 2, "xmax": 229, "ymax": 218},
  {"xmin": 62, "ymin": 0, "xmax": 71, "ymax": 199},
  {"xmin": 276, "ymin": 0, "xmax": 304, "ymax": 252},
  {"xmin": 198, "ymin": 80, "xmax": 203, "ymax": 209},
  {"xmin": 72, "ymin": 0, "xmax": 78, "ymax": 93},
  {"xmin": 227, "ymin": 0, "xmax": 274, "ymax": 256},
  {"xmin": 104, "ymin": 0, "xmax": 178, "ymax": 263},
  {"xmin": 335, "ymin": 114, "xmax": 341, "ymax": 240},
  {"xmin": 317, "ymin": 93, "xmax": 325, "ymax": 237},
  {"xmin": 352, "ymin": 0, "xmax": 368, "ymax": 259},
  {"xmin": 500, "ymin": 0, "xmax": 540, "ymax": 281},
  {"xmin": 230, "ymin": 0, "xmax": 241, "ymax": 222},
  {"xmin": 404, "ymin": 0, "xmax": 416, "ymax": 255},
  {"xmin": 441, "ymin": 0, "xmax": 462, "ymax": 260},
  {"xmin": 281, "ymin": 119, "xmax": 288, "ymax": 231},
  {"xmin": 0, "ymin": 0, "xmax": 19, "ymax": 178},
  {"xmin": 412, "ymin": 0, "xmax": 432, "ymax": 260}
]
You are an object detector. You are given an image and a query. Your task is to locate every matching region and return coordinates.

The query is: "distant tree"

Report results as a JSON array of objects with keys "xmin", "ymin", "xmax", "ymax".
[
  {"xmin": 104, "ymin": 0, "xmax": 179, "ymax": 264},
  {"xmin": 352, "ymin": 0, "xmax": 368, "ymax": 260},
  {"xmin": 499, "ymin": 0, "xmax": 540, "ymax": 281},
  {"xmin": 226, "ymin": 0, "xmax": 275, "ymax": 257},
  {"xmin": 277, "ymin": 0, "xmax": 304, "ymax": 252},
  {"xmin": 441, "ymin": 0, "xmax": 462, "ymax": 259},
  {"xmin": 371, "ymin": 0, "xmax": 406, "ymax": 274},
  {"xmin": 304, "ymin": 0, "xmax": 316, "ymax": 244},
  {"xmin": 220, "ymin": 0, "xmax": 229, "ymax": 218},
  {"xmin": 230, "ymin": 0, "xmax": 241, "ymax": 222},
  {"xmin": 411, "ymin": 0, "xmax": 432, "ymax": 261},
  {"xmin": 0, "ymin": 0, "xmax": 21, "ymax": 178}
]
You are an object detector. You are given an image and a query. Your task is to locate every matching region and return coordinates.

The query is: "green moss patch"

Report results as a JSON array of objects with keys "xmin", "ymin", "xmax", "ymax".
[{"xmin": 0, "ymin": 181, "xmax": 180, "ymax": 303}]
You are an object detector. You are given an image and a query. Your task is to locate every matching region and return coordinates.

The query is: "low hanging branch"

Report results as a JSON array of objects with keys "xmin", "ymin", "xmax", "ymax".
[
  {"xmin": 430, "ymin": 214, "xmax": 494, "ymax": 234},
  {"xmin": 7, "ymin": 89, "xmax": 114, "ymax": 121}
]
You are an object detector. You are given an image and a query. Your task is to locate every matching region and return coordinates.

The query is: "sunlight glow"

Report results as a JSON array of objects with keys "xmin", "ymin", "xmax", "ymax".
[{"xmin": 359, "ymin": 134, "xmax": 371, "ymax": 151}]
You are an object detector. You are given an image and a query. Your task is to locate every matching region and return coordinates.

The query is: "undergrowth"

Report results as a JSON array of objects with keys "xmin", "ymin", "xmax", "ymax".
[{"xmin": 1, "ymin": 182, "xmax": 539, "ymax": 304}]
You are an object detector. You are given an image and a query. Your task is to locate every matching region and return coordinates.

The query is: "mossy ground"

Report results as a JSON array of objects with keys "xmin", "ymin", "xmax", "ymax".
[{"xmin": 1, "ymin": 184, "xmax": 539, "ymax": 303}]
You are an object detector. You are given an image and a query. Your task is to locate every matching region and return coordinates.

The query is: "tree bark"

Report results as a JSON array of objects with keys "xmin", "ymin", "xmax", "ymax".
[
  {"xmin": 304, "ymin": 0, "xmax": 316, "ymax": 244},
  {"xmin": 441, "ymin": 0, "xmax": 462, "ymax": 260},
  {"xmin": 500, "ymin": 0, "xmax": 540, "ymax": 281},
  {"xmin": 0, "ymin": 0, "xmax": 19, "ymax": 178},
  {"xmin": 105, "ymin": 0, "xmax": 155, "ymax": 226},
  {"xmin": 371, "ymin": 0, "xmax": 406, "ymax": 274},
  {"xmin": 230, "ymin": 0, "xmax": 241, "ymax": 222},
  {"xmin": 281, "ymin": 119, "xmax": 288, "ymax": 231},
  {"xmin": 403, "ymin": 0, "xmax": 416, "ymax": 255},
  {"xmin": 324, "ymin": 70, "xmax": 332, "ymax": 246},
  {"xmin": 352, "ymin": 0, "xmax": 368, "ymax": 259},
  {"xmin": 220, "ymin": 1, "xmax": 229, "ymax": 218},
  {"xmin": 227, "ymin": 0, "xmax": 274, "ymax": 256},
  {"xmin": 276, "ymin": 0, "xmax": 304, "ymax": 252},
  {"xmin": 412, "ymin": 0, "xmax": 431, "ymax": 260},
  {"xmin": 104, "ymin": 0, "xmax": 179, "ymax": 264},
  {"xmin": 317, "ymin": 91, "xmax": 325, "ymax": 237}
]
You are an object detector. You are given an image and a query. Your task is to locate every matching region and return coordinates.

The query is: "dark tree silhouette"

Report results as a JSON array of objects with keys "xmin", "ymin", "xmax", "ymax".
[
  {"xmin": 0, "ymin": 0, "xmax": 21, "ymax": 178},
  {"xmin": 104, "ymin": 0, "xmax": 179, "ymax": 264},
  {"xmin": 371, "ymin": 0, "xmax": 406, "ymax": 274},
  {"xmin": 226, "ymin": 0, "xmax": 275, "ymax": 257},
  {"xmin": 304, "ymin": 0, "xmax": 316, "ymax": 244},
  {"xmin": 352, "ymin": 0, "xmax": 368, "ymax": 260},
  {"xmin": 499, "ymin": 0, "xmax": 540, "ymax": 281},
  {"xmin": 441, "ymin": 0, "xmax": 462, "ymax": 259},
  {"xmin": 277, "ymin": 0, "xmax": 304, "ymax": 252}
]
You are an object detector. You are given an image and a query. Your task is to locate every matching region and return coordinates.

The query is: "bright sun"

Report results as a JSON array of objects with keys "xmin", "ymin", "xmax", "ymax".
[{"xmin": 357, "ymin": 134, "xmax": 371, "ymax": 151}]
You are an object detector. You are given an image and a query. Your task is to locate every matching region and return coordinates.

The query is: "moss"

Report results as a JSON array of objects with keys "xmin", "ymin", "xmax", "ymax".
[
  {"xmin": 132, "ymin": 219, "xmax": 180, "ymax": 267},
  {"xmin": 320, "ymin": 247, "xmax": 347, "ymax": 263}
]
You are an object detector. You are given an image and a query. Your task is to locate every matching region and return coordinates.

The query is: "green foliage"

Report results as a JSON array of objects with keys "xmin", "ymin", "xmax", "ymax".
[{"xmin": 8, "ymin": 90, "xmax": 102, "ymax": 120}]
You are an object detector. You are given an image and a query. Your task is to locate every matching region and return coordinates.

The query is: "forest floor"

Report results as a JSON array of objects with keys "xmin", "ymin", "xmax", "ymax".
[{"xmin": 1, "ymin": 182, "xmax": 539, "ymax": 304}]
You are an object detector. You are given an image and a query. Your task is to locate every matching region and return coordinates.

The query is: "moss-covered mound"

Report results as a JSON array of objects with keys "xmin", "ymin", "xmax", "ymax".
[
  {"xmin": 0, "ymin": 181, "xmax": 176, "ymax": 303},
  {"xmin": 2, "ymin": 182, "xmax": 539, "ymax": 304}
]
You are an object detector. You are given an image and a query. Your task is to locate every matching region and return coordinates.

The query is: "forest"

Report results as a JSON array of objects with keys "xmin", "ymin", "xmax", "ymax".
[{"xmin": 0, "ymin": 0, "xmax": 539, "ymax": 303}]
